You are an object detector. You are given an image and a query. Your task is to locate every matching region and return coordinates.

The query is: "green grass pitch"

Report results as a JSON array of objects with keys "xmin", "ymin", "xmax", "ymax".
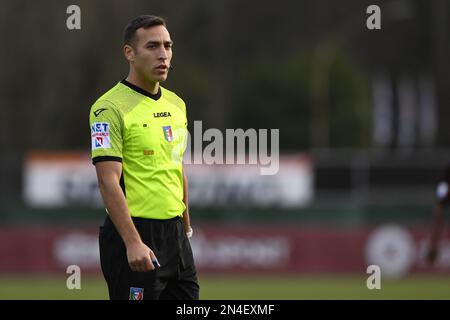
[{"xmin": 0, "ymin": 274, "xmax": 449, "ymax": 300}]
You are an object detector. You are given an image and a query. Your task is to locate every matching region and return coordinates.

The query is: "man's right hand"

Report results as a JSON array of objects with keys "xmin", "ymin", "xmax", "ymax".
[{"xmin": 126, "ymin": 241, "xmax": 160, "ymax": 272}]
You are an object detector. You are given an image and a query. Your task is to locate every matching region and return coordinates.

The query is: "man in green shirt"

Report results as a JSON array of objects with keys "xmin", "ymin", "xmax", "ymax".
[{"xmin": 90, "ymin": 15, "xmax": 199, "ymax": 300}]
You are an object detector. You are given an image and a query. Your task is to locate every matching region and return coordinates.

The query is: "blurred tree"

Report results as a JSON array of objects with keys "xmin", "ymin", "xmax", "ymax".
[{"xmin": 233, "ymin": 49, "xmax": 371, "ymax": 150}]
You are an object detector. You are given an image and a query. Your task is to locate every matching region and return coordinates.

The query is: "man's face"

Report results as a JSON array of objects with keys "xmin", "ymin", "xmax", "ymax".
[{"xmin": 127, "ymin": 25, "xmax": 173, "ymax": 84}]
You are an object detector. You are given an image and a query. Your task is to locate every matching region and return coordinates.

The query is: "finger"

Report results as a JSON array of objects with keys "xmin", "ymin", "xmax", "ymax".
[
  {"xmin": 133, "ymin": 259, "xmax": 147, "ymax": 272},
  {"xmin": 149, "ymin": 251, "xmax": 160, "ymax": 268},
  {"xmin": 129, "ymin": 262, "xmax": 138, "ymax": 272},
  {"xmin": 136, "ymin": 264, "xmax": 144, "ymax": 272},
  {"xmin": 134, "ymin": 261, "xmax": 144, "ymax": 272},
  {"xmin": 143, "ymin": 256, "xmax": 154, "ymax": 272},
  {"xmin": 137, "ymin": 262, "xmax": 145, "ymax": 272}
]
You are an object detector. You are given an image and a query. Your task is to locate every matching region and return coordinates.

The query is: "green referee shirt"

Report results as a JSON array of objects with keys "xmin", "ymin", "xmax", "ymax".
[{"xmin": 90, "ymin": 80, "xmax": 188, "ymax": 219}]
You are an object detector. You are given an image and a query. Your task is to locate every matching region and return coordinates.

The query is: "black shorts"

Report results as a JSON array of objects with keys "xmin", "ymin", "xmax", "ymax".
[{"xmin": 99, "ymin": 215, "xmax": 199, "ymax": 300}]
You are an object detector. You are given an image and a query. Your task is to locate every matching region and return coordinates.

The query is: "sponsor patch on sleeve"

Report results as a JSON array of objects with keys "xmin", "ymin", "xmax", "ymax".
[{"xmin": 91, "ymin": 122, "xmax": 111, "ymax": 150}]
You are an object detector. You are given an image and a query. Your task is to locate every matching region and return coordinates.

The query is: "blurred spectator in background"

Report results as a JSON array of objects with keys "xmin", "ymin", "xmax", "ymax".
[{"xmin": 427, "ymin": 163, "xmax": 450, "ymax": 264}]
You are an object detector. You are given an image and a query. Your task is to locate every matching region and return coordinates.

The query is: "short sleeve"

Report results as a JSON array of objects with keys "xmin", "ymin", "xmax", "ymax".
[{"xmin": 89, "ymin": 100, "xmax": 123, "ymax": 164}]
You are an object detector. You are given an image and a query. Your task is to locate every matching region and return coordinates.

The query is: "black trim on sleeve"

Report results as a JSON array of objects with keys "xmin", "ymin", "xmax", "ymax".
[
  {"xmin": 120, "ymin": 79, "xmax": 161, "ymax": 101},
  {"xmin": 92, "ymin": 156, "xmax": 123, "ymax": 165}
]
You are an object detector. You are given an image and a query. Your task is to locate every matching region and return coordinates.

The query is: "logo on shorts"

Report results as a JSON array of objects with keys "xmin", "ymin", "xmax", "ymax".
[
  {"xmin": 129, "ymin": 287, "xmax": 144, "ymax": 300},
  {"xmin": 91, "ymin": 122, "xmax": 110, "ymax": 149},
  {"xmin": 162, "ymin": 126, "xmax": 173, "ymax": 142}
]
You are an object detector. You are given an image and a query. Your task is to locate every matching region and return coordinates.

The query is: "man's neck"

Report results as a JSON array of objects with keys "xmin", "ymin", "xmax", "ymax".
[{"xmin": 126, "ymin": 73, "xmax": 159, "ymax": 95}]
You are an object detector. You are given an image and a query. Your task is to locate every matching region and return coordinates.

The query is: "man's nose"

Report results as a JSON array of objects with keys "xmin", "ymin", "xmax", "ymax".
[{"xmin": 158, "ymin": 48, "xmax": 168, "ymax": 60}]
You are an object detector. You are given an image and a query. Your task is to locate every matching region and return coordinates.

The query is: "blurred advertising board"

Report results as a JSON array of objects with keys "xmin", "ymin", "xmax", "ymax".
[
  {"xmin": 23, "ymin": 152, "xmax": 313, "ymax": 208},
  {"xmin": 23, "ymin": 152, "xmax": 101, "ymax": 208}
]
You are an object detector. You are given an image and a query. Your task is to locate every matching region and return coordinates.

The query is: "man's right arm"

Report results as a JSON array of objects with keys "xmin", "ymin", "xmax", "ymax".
[{"xmin": 95, "ymin": 161, "xmax": 159, "ymax": 271}]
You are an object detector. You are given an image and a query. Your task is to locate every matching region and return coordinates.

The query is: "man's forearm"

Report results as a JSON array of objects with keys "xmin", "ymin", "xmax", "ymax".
[{"xmin": 98, "ymin": 179, "xmax": 141, "ymax": 246}]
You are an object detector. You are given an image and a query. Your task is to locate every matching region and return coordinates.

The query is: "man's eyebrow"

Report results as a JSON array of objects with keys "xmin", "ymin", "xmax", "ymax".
[{"xmin": 145, "ymin": 40, "xmax": 173, "ymax": 45}]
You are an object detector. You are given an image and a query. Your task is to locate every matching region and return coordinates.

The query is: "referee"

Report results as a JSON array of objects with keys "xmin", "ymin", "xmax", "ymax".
[{"xmin": 89, "ymin": 15, "xmax": 199, "ymax": 300}]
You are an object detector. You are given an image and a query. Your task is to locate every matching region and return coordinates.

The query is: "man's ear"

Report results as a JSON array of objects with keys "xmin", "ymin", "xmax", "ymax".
[{"xmin": 124, "ymin": 44, "xmax": 135, "ymax": 62}]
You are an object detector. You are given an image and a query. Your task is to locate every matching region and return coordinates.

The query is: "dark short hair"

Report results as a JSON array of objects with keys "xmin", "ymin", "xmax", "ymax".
[{"xmin": 123, "ymin": 15, "xmax": 166, "ymax": 47}]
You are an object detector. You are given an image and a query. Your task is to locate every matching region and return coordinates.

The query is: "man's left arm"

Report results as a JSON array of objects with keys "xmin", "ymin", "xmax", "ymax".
[{"xmin": 182, "ymin": 165, "xmax": 193, "ymax": 238}]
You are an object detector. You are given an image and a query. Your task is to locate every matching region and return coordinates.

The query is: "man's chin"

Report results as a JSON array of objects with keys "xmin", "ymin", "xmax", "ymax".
[
  {"xmin": 153, "ymin": 70, "xmax": 169, "ymax": 79},
  {"xmin": 153, "ymin": 75, "xmax": 167, "ymax": 83}
]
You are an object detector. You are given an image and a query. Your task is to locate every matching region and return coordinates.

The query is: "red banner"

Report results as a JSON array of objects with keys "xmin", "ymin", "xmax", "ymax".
[{"xmin": 0, "ymin": 224, "xmax": 448, "ymax": 277}]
